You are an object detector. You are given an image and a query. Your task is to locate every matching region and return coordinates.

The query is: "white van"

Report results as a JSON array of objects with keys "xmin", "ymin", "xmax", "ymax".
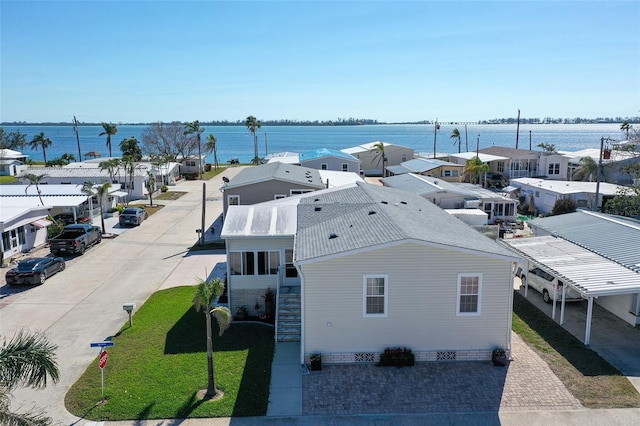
[{"xmin": 519, "ymin": 266, "xmax": 583, "ymax": 304}]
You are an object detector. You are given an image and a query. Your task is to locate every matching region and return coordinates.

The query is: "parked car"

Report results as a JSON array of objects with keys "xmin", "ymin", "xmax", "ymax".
[
  {"xmin": 49, "ymin": 224, "xmax": 102, "ymax": 256},
  {"xmin": 119, "ymin": 207, "xmax": 148, "ymax": 227},
  {"xmin": 520, "ymin": 266, "xmax": 583, "ymax": 303},
  {"xmin": 5, "ymin": 257, "xmax": 66, "ymax": 285}
]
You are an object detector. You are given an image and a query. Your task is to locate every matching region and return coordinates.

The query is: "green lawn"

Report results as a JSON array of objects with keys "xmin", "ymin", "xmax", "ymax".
[
  {"xmin": 65, "ymin": 286, "xmax": 275, "ymax": 420},
  {"xmin": 513, "ymin": 292, "xmax": 640, "ymax": 408},
  {"xmin": 0, "ymin": 175, "xmax": 18, "ymax": 184}
]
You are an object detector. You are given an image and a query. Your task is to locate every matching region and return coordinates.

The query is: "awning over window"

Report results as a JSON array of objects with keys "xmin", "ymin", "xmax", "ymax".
[
  {"xmin": 502, "ymin": 186, "xmax": 519, "ymax": 193},
  {"xmin": 111, "ymin": 191, "xmax": 129, "ymax": 198},
  {"xmin": 31, "ymin": 219, "xmax": 53, "ymax": 228}
]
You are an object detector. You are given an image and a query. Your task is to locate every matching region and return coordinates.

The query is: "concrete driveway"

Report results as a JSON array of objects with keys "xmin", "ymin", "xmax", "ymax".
[{"xmin": 2, "ymin": 168, "xmax": 244, "ymax": 424}]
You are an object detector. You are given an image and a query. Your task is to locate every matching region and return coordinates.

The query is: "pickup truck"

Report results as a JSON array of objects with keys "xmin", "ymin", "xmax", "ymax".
[{"xmin": 49, "ymin": 224, "xmax": 102, "ymax": 256}]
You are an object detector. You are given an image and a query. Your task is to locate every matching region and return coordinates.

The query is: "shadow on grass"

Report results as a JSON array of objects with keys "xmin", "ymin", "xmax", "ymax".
[
  {"xmin": 165, "ymin": 306, "xmax": 206, "ymax": 354},
  {"xmin": 513, "ymin": 291, "xmax": 624, "ymax": 377},
  {"xmin": 135, "ymin": 403, "xmax": 155, "ymax": 421},
  {"xmin": 173, "ymin": 391, "xmax": 204, "ymax": 418}
]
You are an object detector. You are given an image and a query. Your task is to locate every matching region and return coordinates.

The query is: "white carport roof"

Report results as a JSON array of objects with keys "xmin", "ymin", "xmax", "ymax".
[
  {"xmin": 503, "ymin": 236, "xmax": 640, "ymax": 297},
  {"xmin": 503, "ymin": 235, "xmax": 640, "ymax": 345}
]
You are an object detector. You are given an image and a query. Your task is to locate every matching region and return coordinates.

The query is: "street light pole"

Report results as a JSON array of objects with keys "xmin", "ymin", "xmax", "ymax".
[{"xmin": 594, "ymin": 137, "xmax": 614, "ymax": 212}]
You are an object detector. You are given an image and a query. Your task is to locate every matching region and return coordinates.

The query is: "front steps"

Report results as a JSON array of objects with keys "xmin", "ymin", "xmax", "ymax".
[{"xmin": 277, "ymin": 286, "xmax": 301, "ymax": 342}]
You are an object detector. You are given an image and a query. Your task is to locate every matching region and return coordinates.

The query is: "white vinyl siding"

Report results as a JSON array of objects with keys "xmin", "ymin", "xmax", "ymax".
[
  {"xmin": 363, "ymin": 275, "xmax": 388, "ymax": 317},
  {"xmin": 457, "ymin": 273, "xmax": 482, "ymax": 316},
  {"xmin": 301, "ymin": 243, "xmax": 512, "ymax": 355}
]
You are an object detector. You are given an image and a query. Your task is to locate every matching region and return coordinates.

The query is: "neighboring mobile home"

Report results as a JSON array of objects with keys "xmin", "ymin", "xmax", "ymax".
[
  {"xmin": 222, "ymin": 182, "xmax": 520, "ymax": 365},
  {"xmin": 342, "ymin": 141, "xmax": 414, "ymax": 176},
  {"xmin": 386, "ymin": 157, "xmax": 465, "ymax": 182},
  {"xmin": 299, "ymin": 148, "xmax": 360, "ymax": 173}
]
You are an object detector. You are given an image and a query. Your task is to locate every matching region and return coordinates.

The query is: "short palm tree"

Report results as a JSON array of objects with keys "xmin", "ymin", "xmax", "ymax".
[
  {"xmin": 82, "ymin": 182, "xmax": 111, "ymax": 234},
  {"xmin": 99, "ymin": 158, "xmax": 121, "ymax": 182},
  {"xmin": 371, "ymin": 141, "xmax": 387, "ymax": 177},
  {"xmin": 205, "ymin": 133, "xmax": 219, "ymax": 170},
  {"xmin": 465, "ymin": 156, "xmax": 489, "ymax": 186},
  {"xmin": 22, "ymin": 173, "xmax": 49, "ymax": 206},
  {"xmin": 99, "ymin": 123, "xmax": 118, "ymax": 158},
  {"xmin": 192, "ymin": 278, "xmax": 231, "ymax": 399},
  {"xmin": 572, "ymin": 156, "xmax": 598, "ymax": 181},
  {"xmin": 450, "ymin": 128, "xmax": 462, "ymax": 153},
  {"xmin": 121, "ymin": 155, "xmax": 136, "ymax": 201},
  {"xmin": 146, "ymin": 170, "xmax": 156, "ymax": 207},
  {"xmin": 0, "ymin": 330, "xmax": 60, "ymax": 426},
  {"xmin": 29, "ymin": 132, "xmax": 53, "ymax": 164},
  {"xmin": 184, "ymin": 121, "xmax": 204, "ymax": 179},
  {"xmin": 245, "ymin": 116, "xmax": 261, "ymax": 162},
  {"xmin": 620, "ymin": 120, "xmax": 631, "ymax": 140}
]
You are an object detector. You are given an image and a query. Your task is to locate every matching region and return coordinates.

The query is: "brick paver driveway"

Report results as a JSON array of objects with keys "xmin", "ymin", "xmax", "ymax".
[{"xmin": 303, "ymin": 333, "xmax": 581, "ymax": 415}]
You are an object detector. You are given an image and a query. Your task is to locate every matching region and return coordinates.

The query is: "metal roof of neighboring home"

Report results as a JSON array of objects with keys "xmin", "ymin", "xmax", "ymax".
[
  {"xmin": 318, "ymin": 170, "xmax": 365, "ymax": 187},
  {"xmin": 221, "ymin": 162, "xmax": 325, "ymax": 190},
  {"xmin": 381, "ymin": 174, "xmax": 514, "ymax": 202},
  {"xmin": 341, "ymin": 141, "xmax": 414, "ymax": 155},
  {"xmin": 503, "ymin": 236, "xmax": 640, "ymax": 297},
  {"xmin": 20, "ymin": 166, "xmax": 148, "ymax": 178},
  {"xmin": 478, "ymin": 146, "xmax": 538, "ymax": 157},
  {"xmin": 0, "ymin": 184, "xmax": 89, "ymax": 196},
  {"xmin": 528, "ymin": 210, "xmax": 640, "ymax": 272},
  {"xmin": 295, "ymin": 182, "xmax": 519, "ymax": 263},
  {"xmin": 299, "ymin": 148, "xmax": 358, "ymax": 162},
  {"xmin": 448, "ymin": 152, "xmax": 509, "ymax": 162},
  {"xmin": 398, "ymin": 158, "xmax": 463, "ymax": 173},
  {"xmin": 511, "ymin": 178, "xmax": 624, "ymax": 195}
]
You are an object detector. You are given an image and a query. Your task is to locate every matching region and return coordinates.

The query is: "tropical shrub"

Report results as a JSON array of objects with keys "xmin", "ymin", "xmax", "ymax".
[{"xmin": 378, "ymin": 347, "xmax": 415, "ymax": 367}]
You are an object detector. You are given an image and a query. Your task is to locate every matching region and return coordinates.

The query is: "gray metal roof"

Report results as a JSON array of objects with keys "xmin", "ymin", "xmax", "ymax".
[
  {"xmin": 503, "ymin": 236, "xmax": 640, "ymax": 297},
  {"xmin": 295, "ymin": 182, "xmax": 518, "ymax": 262},
  {"xmin": 400, "ymin": 158, "xmax": 463, "ymax": 173},
  {"xmin": 381, "ymin": 173, "xmax": 465, "ymax": 197},
  {"xmin": 221, "ymin": 162, "xmax": 325, "ymax": 190},
  {"xmin": 528, "ymin": 211, "xmax": 640, "ymax": 272}
]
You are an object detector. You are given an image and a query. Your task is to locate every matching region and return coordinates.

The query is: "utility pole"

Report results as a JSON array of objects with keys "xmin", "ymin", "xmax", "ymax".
[
  {"xmin": 594, "ymin": 137, "xmax": 615, "ymax": 212},
  {"xmin": 201, "ymin": 182, "xmax": 206, "ymax": 246},
  {"xmin": 529, "ymin": 131, "xmax": 532, "ymax": 150},
  {"xmin": 476, "ymin": 134, "xmax": 480, "ymax": 157},
  {"xmin": 465, "ymin": 124, "xmax": 468, "ymax": 152},
  {"xmin": 264, "ymin": 133, "xmax": 268, "ymax": 157},
  {"xmin": 433, "ymin": 119, "xmax": 440, "ymax": 158},
  {"xmin": 515, "ymin": 109, "xmax": 521, "ymax": 149},
  {"xmin": 73, "ymin": 115, "xmax": 82, "ymax": 161}
]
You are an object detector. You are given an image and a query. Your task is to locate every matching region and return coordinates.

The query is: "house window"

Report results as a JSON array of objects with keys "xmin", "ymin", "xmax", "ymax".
[
  {"xmin": 228, "ymin": 195, "xmax": 240, "ymax": 206},
  {"xmin": 444, "ymin": 170, "xmax": 452, "ymax": 177},
  {"xmin": 342, "ymin": 163, "xmax": 348, "ymax": 172},
  {"xmin": 401, "ymin": 153, "xmax": 407, "ymax": 161},
  {"xmin": 321, "ymin": 163, "xmax": 328, "ymax": 170},
  {"xmin": 363, "ymin": 275, "xmax": 388, "ymax": 317},
  {"xmin": 457, "ymin": 274, "xmax": 481, "ymax": 315},
  {"xmin": 290, "ymin": 189, "xmax": 313, "ymax": 195},
  {"xmin": 497, "ymin": 161, "xmax": 505, "ymax": 173},
  {"xmin": 186, "ymin": 161, "xmax": 196, "ymax": 167},
  {"xmin": 230, "ymin": 251, "xmax": 279, "ymax": 276},
  {"xmin": 451, "ymin": 170, "xmax": 459, "ymax": 177},
  {"xmin": 548, "ymin": 163, "xmax": 560, "ymax": 175},
  {"xmin": 285, "ymin": 249, "xmax": 297, "ymax": 278},
  {"xmin": 274, "ymin": 194, "xmax": 286, "ymax": 200},
  {"xmin": 17, "ymin": 227, "xmax": 26, "ymax": 245}
]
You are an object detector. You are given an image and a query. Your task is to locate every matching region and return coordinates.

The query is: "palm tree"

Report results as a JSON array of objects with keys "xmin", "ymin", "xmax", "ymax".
[
  {"xmin": 245, "ymin": 116, "xmax": 261, "ymax": 162},
  {"xmin": 0, "ymin": 330, "xmax": 60, "ymax": 426},
  {"xmin": 22, "ymin": 173, "xmax": 49, "ymax": 206},
  {"xmin": 192, "ymin": 278, "xmax": 231, "ymax": 399},
  {"xmin": 205, "ymin": 133, "xmax": 219, "ymax": 170},
  {"xmin": 99, "ymin": 123, "xmax": 118, "ymax": 158},
  {"xmin": 184, "ymin": 121, "xmax": 204, "ymax": 179},
  {"xmin": 572, "ymin": 156, "xmax": 598, "ymax": 181},
  {"xmin": 146, "ymin": 170, "xmax": 156, "ymax": 207},
  {"xmin": 82, "ymin": 182, "xmax": 111, "ymax": 234},
  {"xmin": 121, "ymin": 155, "xmax": 136, "ymax": 201},
  {"xmin": 465, "ymin": 156, "xmax": 489, "ymax": 186},
  {"xmin": 119, "ymin": 136, "xmax": 142, "ymax": 161},
  {"xmin": 620, "ymin": 120, "xmax": 632, "ymax": 140},
  {"xmin": 99, "ymin": 158, "xmax": 121, "ymax": 182},
  {"xmin": 29, "ymin": 132, "xmax": 53, "ymax": 164},
  {"xmin": 450, "ymin": 128, "xmax": 462, "ymax": 153},
  {"xmin": 371, "ymin": 141, "xmax": 387, "ymax": 177}
]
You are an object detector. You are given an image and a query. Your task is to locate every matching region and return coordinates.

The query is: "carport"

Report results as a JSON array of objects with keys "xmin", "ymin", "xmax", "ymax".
[{"xmin": 503, "ymin": 236, "xmax": 640, "ymax": 345}]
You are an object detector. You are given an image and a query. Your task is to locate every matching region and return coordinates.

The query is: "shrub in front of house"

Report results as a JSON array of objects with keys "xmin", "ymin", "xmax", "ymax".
[{"xmin": 378, "ymin": 347, "xmax": 415, "ymax": 367}]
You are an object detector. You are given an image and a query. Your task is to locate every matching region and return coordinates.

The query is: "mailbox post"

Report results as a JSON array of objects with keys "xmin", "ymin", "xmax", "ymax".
[{"xmin": 123, "ymin": 303, "xmax": 136, "ymax": 327}]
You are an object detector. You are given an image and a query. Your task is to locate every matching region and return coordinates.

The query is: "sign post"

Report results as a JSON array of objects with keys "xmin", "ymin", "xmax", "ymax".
[{"xmin": 90, "ymin": 341, "xmax": 114, "ymax": 401}]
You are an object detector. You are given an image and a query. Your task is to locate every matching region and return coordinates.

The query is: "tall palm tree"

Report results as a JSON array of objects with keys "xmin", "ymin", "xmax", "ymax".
[
  {"xmin": 192, "ymin": 278, "xmax": 231, "ymax": 399},
  {"xmin": 371, "ymin": 141, "xmax": 387, "ymax": 177},
  {"xmin": 572, "ymin": 156, "xmax": 598, "ymax": 182},
  {"xmin": 0, "ymin": 330, "xmax": 60, "ymax": 426},
  {"xmin": 146, "ymin": 170, "xmax": 156, "ymax": 207},
  {"xmin": 184, "ymin": 121, "xmax": 204, "ymax": 179},
  {"xmin": 82, "ymin": 182, "xmax": 111, "ymax": 234},
  {"xmin": 245, "ymin": 116, "xmax": 261, "ymax": 163},
  {"xmin": 99, "ymin": 123, "xmax": 118, "ymax": 158},
  {"xmin": 450, "ymin": 128, "xmax": 462, "ymax": 153},
  {"xmin": 205, "ymin": 133, "xmax": 219, "ymax": 170},
  {"xmin": 119, "ymin": 136, "xmax": 142, "ymax": 161},
  {"xmin": 22, "ymin": 173, "xmax": 49, "ymax": 206},
  {"xmin": 465, "ymin": 156, "xmax": 489, "ymax": 186},
  {"xmin": 620, "ymin": 120, "xmax": 631, "ymax": 140},
  {"xmin": 29, "ymin": 132, "xmax": 53, "ymax": 164}
]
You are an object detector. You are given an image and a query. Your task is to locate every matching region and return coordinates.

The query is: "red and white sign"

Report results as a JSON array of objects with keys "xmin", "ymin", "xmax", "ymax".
[{"xmin": 99, "ymin": 350, "xmax": 108, "ymax": 369}]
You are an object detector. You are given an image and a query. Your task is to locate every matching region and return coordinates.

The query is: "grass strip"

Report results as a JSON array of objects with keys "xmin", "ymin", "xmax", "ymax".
[
  {"xmin": 65, "ymin": 286, "xmax": 274, "ymax": 420},
  {"xmin": 513, "ymin": 291, "xmax": 640, "ymax": 408}
]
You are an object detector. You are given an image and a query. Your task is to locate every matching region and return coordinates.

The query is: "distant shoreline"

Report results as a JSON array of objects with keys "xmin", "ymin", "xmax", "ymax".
[{"xmin": 2, "ymin": 118, "xmax": 639, "ymax": 127}]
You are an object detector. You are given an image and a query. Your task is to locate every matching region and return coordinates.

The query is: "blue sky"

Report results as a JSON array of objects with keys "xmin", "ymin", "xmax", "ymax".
[{"xmin": 1, "ymin": 1, "xmax": 638, "ymax": 123}]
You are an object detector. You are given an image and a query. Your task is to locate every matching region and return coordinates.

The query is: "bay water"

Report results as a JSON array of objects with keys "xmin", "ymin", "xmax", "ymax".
[{"xmin": 1, "ymin": 123, "xmax": 624, "ymax": 164}]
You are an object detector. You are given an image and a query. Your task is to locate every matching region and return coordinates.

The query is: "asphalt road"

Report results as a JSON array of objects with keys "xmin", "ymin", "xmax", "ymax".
[{"xmin": 1, "ymin": 168, "xmax": 244, "ymax": 424}]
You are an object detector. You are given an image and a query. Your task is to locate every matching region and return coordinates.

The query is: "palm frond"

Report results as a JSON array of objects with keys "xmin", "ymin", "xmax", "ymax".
[
  {"xmin": 211, "ymin": 307, "xmax": 232, "ymax": 336},
  {"xmin": 0, "ymin": 330, "xmax": 59, "ymax": 390}
]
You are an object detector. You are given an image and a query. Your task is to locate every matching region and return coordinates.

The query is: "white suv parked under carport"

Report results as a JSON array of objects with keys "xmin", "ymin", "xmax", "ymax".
[{"xmin": 520, "ymin": 267, "xmax": 583, "ymax": 304}]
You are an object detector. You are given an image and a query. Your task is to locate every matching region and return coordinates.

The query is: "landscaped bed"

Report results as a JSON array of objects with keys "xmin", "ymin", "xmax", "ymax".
[
  {"xmin": 513, "ymin": 291, "xmax": 640, "ymax": 408},
  {"xmin": 65, "ymin": 286, "xmax": 275, "ymax": 420}
]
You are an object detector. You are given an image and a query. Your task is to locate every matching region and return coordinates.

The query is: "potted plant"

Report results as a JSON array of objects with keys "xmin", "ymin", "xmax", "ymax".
[
  {"xmin": 310, "ymin": 353, "xmax": 322, "ymax": 371},
  {"xmin": 235, "ymin": 305, "xmax": 248, "ymax": 321},
  {"xmin": 263, "ymin": 287, "xmax": 275, "ymax": 318},
  {"xmin": 492, "ymin": 347, "xmax": 508, "ymax": 367}
]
